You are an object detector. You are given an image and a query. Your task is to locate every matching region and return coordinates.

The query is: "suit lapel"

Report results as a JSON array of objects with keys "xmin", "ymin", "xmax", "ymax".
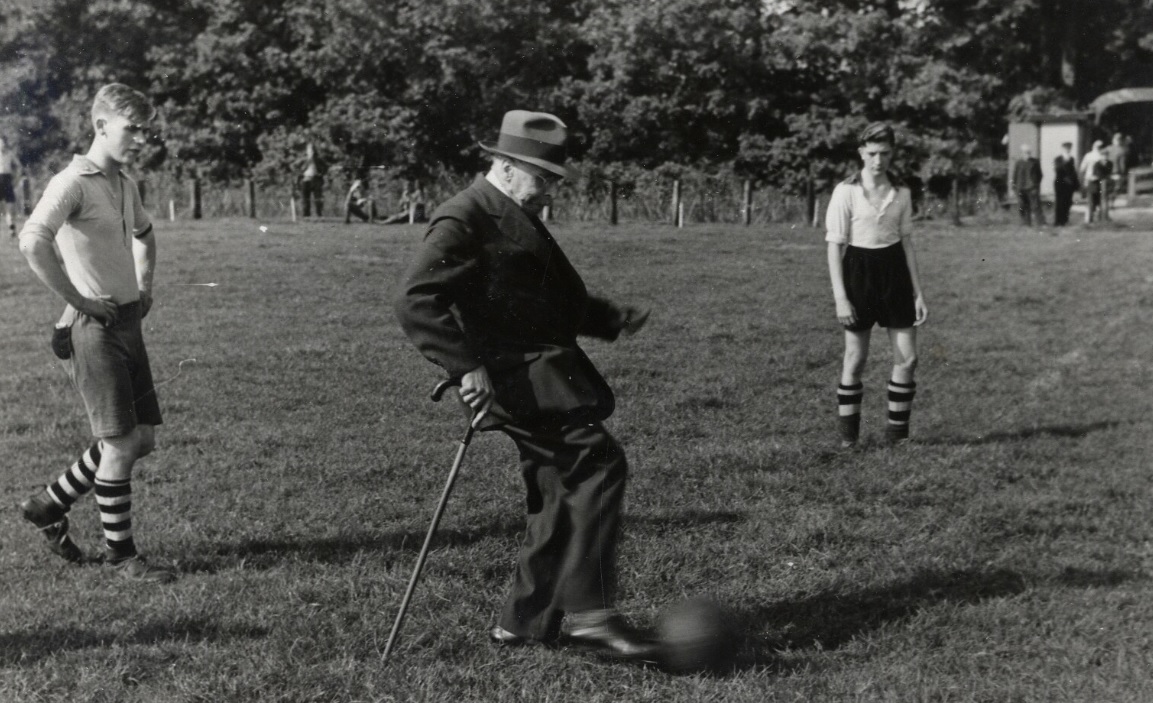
[{"xmin": 473, "ymin": 178, "xmax": 559, "ymax": 265}]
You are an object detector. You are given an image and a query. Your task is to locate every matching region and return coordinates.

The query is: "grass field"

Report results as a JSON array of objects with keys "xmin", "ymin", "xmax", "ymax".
[{"xmin": 1, "ymin": 214, "xmax": 1151, "ymax": 702}]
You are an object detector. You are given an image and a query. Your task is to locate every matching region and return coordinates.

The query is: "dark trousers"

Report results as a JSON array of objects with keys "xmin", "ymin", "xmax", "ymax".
[
  {"xmin": 497, "ymin": 420, "xmax": 627, "ymax": 640},
  {"xmin": 301, "ymin": 177, "xmax": 323, "ymax": 217},
  {"xmin": 1017, "ymin": 188, "xmax": 1042, "ymax": 225},
  {"xmin": 1054, "ymin": 184, "xmax": 1075, "ymax": 226}
]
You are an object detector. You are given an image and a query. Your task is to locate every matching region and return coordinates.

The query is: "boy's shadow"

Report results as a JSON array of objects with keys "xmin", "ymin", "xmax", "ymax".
[
  {"xmin": 0, "ymin": 617, "xmax": 268, "ymax": 667},
  {"xmin": 180, "ymin": 508, "xmax": 744, "ymax": 574},
  {"xmin": 926, "ymin": 419, "xmax": 1124, "ymax": 446}
]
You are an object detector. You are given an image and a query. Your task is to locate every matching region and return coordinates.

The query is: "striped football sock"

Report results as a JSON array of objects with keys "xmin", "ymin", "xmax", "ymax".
[
  {"xmin": 837, "ymin": 382, "xmax": 864, "ymax": 444},
  {"xmin": 94, "ymin": 478, "xmax": 136, "ymax": 558},
  {"xmin": 46, "ymin": 442, "xmax": 102, "ymax": 511},
  {"xmin": 886, "ymin": 379, "xmax": 917, "ymax": 442}
]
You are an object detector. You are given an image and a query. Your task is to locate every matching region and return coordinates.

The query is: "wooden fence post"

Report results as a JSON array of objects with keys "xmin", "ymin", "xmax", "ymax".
[
  {"xmin": 609, "ymin": 181, "xmax": 618, "ymax": 225},
  {"xmin": 951, "ymin": 175, "xmax": 962, "ymax": 226},
  {"xmin": 19, "ymin": 176, "xmax": 31, "ymax": 215},
  {"xmin": 168, "ymin": 199, "xmax": 176, "ymax": 221},
  {"xmin": 742, "ymin": 179, "xmax": 752, "ymax": 226},
  {"xmin": 190, "ymin": 177, "xmax": 202, "ymax": 220},
  {"xmin": 671, "ymin": 179, "xmax": 681, "ymax": 225},
  {"xmin": 1100, "ymin": 179, "xmax": 1110, "ymax": 221},
  {"xmin": 677, "ymin": 202, "xmax": 685, "ymax": 228},
  {"xmin": 245, "ymin": 178, "xmax": 256, "ymax": 218},
  {"xmin": 811, "ymin": 194, "xmax": 822, "ymax": 228},
  {"xmin": 804, "ymin": 179, "xmax": 814, "ymax": 227}
]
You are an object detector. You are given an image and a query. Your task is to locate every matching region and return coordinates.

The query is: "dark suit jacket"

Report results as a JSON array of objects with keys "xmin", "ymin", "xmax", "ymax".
[
  {"xmin": 1012, "ymin": 157, "xmax": 1042, "ymax": 191},
  {"xmin": 1053, "ymin": 154, "xmax": 1079, "ymax": 190},
  {"xmin": 395, "ymin": 176, "xmax": 625, "ymax": 428}
]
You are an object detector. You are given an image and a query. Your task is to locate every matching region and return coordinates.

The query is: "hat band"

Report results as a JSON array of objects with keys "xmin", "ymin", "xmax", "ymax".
[{"xmin": 496, "ymin": 133, "xmax": 565, "ymax": 166}]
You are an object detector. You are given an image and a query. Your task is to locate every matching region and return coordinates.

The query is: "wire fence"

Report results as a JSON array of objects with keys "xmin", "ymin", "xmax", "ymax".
[{"xmin": 21, "ymin": 170, "xmax": 1013, "ymax": 227}]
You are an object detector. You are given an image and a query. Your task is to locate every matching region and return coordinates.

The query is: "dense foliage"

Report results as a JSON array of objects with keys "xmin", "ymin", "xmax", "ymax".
[{"xmin": 0, "ymin": 0, "xmax": 1150, "ymax": 191}]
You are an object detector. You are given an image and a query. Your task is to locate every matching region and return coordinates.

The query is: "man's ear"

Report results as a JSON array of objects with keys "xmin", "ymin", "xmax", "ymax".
[{"xmin": 94, "ymin": 117, "xmax": 107, "ymax": 136}]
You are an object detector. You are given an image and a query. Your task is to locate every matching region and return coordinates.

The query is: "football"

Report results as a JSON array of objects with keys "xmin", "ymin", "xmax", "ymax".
[{"xmin": 655, "ymin": 597, "xmax": 736, "ymax": 674}]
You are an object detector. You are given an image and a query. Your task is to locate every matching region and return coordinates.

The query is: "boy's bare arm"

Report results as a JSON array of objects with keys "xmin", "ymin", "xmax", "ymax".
[{"xmin": 19, "ymin": 234, "xmax": 118, "ymax": 323}]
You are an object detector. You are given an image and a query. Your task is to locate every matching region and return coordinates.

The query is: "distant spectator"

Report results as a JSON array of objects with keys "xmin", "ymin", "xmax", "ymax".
[
  {"xmin": 382, "ymin": 180, "xmax": 427, "ymax": 224},
  {"xmin": 1052, "ymin": 141, "xmax": 1079, "ymax": 227},
  {"xmin": 1010, "ymin": 144, "xmax": 1043, "ymax": 226},
  {"xmin": 299, "ymin": 142, "xmax": 325, "ymax": 218},
  {"xmin": 1109, "ymin": 133, "xmax": 1130, "ymax": 203},
  {"xmin": 0, "ymin": 133, "xmax": 21, "ymax": 236},
  {"xmin": 344, "ymin": 179, "xmax": 377, "ymax": 223},
  {"xmin": 1080, "ymin": 140, "xmax": 1111, "ymax": 222}
]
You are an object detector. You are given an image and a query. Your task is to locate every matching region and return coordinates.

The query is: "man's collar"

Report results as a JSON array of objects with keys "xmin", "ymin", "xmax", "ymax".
[{"xmin": 71, "ymin": 154, "xmax": 123, "ymax": 179}]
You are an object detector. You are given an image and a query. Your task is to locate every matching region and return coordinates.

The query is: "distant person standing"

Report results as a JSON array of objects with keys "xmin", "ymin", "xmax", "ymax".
[
  {"xmin": 0, "ymin": 133, "xmax": 21, "ymax": 236},
  {"xmin": 1052, "ymin": 142, "xmax": 1079, "ymax": 227},
  {"xmin": 826, "ymin": 122, "xmax": 928, "ymax": 449},
  {"xmin": 1011, "ymin": 144, "xmax": 1044, "ymax": 226},
  {"xmin": 299, "ymin": 142, "xmax": 325, "ymax": 218},
  {"xmin": 16, "ymin": 83, "xmax": 174, "ymax": 582},
  {"xmin": 1080, "ymin": 140, "xmax": 1110, "ymax": 222},
  {"xmin": 1109, "ymin": 133, "xmax": 1130, "ymax": 202}
]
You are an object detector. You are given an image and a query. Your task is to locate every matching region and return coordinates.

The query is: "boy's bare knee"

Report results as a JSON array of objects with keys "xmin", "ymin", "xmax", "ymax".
[
  {"xmin": 844, "ymin": 350, "xmax": 867, "ymax": 375},
  {"xmin": 102, "ymin": 427, "xmax": 145, "ymax": 461},
  {"xmin": 894, "ymin": 354, "xmax": 918, "ymax": 374}
]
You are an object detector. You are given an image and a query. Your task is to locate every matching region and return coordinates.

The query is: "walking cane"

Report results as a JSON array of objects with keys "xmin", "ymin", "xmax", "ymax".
[{"xmin": 382, "ymin": 378, "xmax": 476, "ymax": 660}]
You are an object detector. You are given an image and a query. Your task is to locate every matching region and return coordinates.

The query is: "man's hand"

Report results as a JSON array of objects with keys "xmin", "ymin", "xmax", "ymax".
[
  {"xmin": 79, "ymin": 295, "xmax": 119, "ymax": 326},
  {"xmin": 914, "ymin": 294, "xmax": 928, "ymax": 326},
  {"xmin": 618, "ymin": 306, "xmax": 651, "ymax": 337},
  {"xmin": 835, "ymin": 297, "xmax": 856, "ymax": 327},
  {"xmin": 139, "ymin": 290, "xmax": 153, "ymax": 318},
  {"xmin": 460, "ymin": 365, "xmax": 494, "ymax": 428}
]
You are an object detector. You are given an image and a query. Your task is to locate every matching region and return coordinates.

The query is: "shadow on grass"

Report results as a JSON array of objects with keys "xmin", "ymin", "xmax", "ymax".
[
  {"xmin": 180, "ymin": 508, "xmax": 743, "ymax": 573},
  {"xmin": 927, "ymin": 419, "xmax": 1126, "ymax": 446},
  {"xmin": 729, "ymin": 564, "xmax": 1145, "ymax": 675},
  {"xmin": 0, "ymin": 617, "xmax": 268, "ymax": 667}
]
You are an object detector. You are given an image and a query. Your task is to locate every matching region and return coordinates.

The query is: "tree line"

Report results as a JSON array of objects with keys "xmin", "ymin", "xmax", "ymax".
[{"xmin": 1, "ymin": 0, "xmax": 1150, "ymax": 198}]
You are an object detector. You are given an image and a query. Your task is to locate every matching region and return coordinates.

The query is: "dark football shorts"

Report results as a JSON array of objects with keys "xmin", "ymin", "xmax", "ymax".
[
  {"xmin": 62, "ymin": 301, "xmax": 163, "ymax": 437},
  {"xmin": 842, "ymin": 243, "xmax": 916, "ymax": 332}
]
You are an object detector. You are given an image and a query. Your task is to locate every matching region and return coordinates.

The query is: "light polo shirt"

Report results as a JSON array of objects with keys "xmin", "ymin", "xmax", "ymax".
[
  {"xmin": 20, "ymin": 155, "xmax": 152, "ymax": 305},
  {"xmin": 825, "ymin": 174, "xmax": 913, "ymax": 249}
]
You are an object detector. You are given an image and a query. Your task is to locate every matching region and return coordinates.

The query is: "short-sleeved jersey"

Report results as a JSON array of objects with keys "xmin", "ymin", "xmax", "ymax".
[
  {"xmin": 825, "ymin": 173, "xmax": 913, "ymax": 249},
  {"xmin": 20, "ymin": 154, "xmax": 152, "ymax": 305}
]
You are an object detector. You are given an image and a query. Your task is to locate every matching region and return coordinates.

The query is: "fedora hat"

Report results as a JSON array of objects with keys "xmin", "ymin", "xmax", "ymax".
[{"xmin": 480, "ymin": 110, "xmax": 570, "ymax": 179}]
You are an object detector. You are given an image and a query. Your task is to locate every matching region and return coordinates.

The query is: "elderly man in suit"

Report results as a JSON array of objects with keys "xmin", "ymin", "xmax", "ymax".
[
  {"xmin": 1011, "ymin": 144, "xmax": 1044, "ymax": 226},
  {"xmin": 395, "ymin": 110, "xmax": 655, "ymax": 661}
]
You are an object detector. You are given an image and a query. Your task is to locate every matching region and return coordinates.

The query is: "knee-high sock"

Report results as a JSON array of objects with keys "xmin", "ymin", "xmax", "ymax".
[
  {"xmin": 47, "ymin": 442, "xmax": 102, "ymax": 511},
  {"xmin": 94, "ymin": 478, "xmax": 136, "ymax": 558},
  {"xmin": 837, "ymin": 382, "xmax": 864, "ymax": 442},
  {"xmin": 887, "ymin": 379, "xmax": 917, "ymax": 440}
]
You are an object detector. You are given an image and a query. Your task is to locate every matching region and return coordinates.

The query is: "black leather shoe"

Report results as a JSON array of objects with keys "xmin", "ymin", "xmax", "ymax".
[
  {"xmin": 561, "ymin": 613, "xmax": 660, "ymax": 663},
  {"xmin": 488, "ymin": 626, "xmax": 529, "ymax": 646}
]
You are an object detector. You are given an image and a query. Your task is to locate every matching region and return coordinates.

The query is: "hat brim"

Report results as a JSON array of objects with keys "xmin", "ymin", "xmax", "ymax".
[{"xmin": 480, "ymin": 140, "xmax": 571, "ymax": 180}]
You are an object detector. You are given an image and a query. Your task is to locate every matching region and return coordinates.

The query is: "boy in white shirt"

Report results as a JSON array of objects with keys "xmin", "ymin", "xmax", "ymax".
[
  {"xmin": 17, "ymin": 83, "xmax": 174, "ymax": 582},
  {"xmin": 825, "ymin": 122, "xmax": 928, "ymax": 448}
]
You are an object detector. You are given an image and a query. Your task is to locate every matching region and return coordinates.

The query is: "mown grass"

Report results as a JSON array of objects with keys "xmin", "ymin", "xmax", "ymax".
[{"xmin": 1, "ymin": 214, "xmax": 1151, "ymax": 702}]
